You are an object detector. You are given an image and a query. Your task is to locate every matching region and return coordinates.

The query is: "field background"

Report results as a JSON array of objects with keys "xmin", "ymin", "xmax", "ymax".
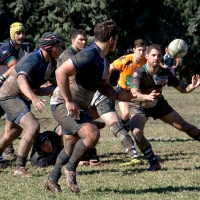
[{"xmin": 0, "ymin": 87, "xmax": 200, "ymax": 200}]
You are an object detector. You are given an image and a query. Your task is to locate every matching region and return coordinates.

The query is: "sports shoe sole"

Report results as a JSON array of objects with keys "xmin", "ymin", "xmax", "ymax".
[{"xmin": 119, "ymin": 158, "xmax": 141, "ymax": 167}]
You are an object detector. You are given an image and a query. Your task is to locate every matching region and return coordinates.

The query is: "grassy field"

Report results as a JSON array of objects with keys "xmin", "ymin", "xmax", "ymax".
[{"xmin": 1, "ymin": 87, "xmax": 200, "ymax": 200}]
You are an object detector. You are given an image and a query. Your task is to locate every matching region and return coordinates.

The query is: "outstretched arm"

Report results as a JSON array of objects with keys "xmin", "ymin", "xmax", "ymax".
[{"xmin": 175, "ymin": 74, "xmax": 200, "ymax": 93}]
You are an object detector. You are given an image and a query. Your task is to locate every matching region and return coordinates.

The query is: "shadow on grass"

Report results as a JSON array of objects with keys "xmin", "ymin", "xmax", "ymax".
[
  {"xmin": 100, "ymin": 151, "xmax": 198, "ymax": 164},
  {"xmin": 148, "ymin": 138, "xmax": 194, "ymax": 142},
  {"xmin": 95, "ymin": 185, "xmax": 200, "ymax": 194}
]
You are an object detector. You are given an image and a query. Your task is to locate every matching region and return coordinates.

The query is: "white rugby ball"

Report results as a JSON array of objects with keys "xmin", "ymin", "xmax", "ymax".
[{"xmin": 168, "ymin": 39, "xmax": 188, "ymax": 58}]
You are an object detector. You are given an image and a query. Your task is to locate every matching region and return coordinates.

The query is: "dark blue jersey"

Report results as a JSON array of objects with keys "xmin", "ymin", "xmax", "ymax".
[
  {"xmin": 15, "ymin": 48, "xmax": 56, "ymax": 89},
  {"xmin": 0, "ymin": 48, "xmax": 56, "ymax": 98},
  {"xmin": 71, "ymin": 42, "xmax": 109, "ymax": 92},
  {"xmin": 0, "ymin": 49, "xmax": 14, "ymax": 65},
  {"xmin": 0, "ymin": 40, "xmax": 24, "ymax": 61}
]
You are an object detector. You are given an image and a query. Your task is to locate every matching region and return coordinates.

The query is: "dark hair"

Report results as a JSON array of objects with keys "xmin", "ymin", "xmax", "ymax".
[
  {"xmin": 146, "ymin": 44, "xmax": 161, "ymax": 54},
  {"xmin": 71, "ymin": 29, "xmax": 87, "ymax": 40},
  {"xmin": 133, "ymin": 39, "xmax": 148, "ymax": 48},
  {"xmin": 94, "ymin": 19, "xmax": 120, "ymax": 42}
]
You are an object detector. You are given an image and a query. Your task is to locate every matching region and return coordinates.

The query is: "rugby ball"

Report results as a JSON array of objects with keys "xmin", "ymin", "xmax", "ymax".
[{"xmin": 168, "ymin": 39, "xmax": 188, "ymax": 58}]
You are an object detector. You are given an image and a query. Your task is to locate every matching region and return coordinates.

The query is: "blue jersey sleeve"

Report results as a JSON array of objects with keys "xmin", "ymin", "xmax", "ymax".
[
  {"xmin": 0, "ymin": 49, "xmax": 15, "ymax": 66},
  {"xmin": 15, "ymin": 53, "xmax": 41, "ymax": 81}
]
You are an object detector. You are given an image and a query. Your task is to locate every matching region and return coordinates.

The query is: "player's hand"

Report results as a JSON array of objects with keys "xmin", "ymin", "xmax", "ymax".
[
  {"xmin": 163, "ymin": 65, "xmax": 168, "ymax": 69},
  {"xmin": 118, "ymin": 90, "xmax": 137, "ymax": 102},
  {"xmin": 191, "ymin": 74, "xmax": 200, "ymax": 88},
  {"xmin": 32, "ymin": 96, "xmax": 47, "ymax": 111},
  {"xmin": 66, "ymin": 101, "xmax": 81, "ymax": 118},
  {"xmin": 147, "ymin": 90, "xmax": 161, "ymax": 101}
]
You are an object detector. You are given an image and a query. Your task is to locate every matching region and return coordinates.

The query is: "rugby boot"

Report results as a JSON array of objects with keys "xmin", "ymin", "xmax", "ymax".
[
  {"xmin": 2, "ymin": 144, "xmax": 16, "ymax": 161},
  {"xmin": 43, "ymin": 177, "xmax": 62, "ymax": 193},
  {"xmin": 119, "ymin": 157, "xmax": 141, "ymax": 167},
  {"xmin": 65, "ymin": 169, "xmax": 80, "ymax": 193},
  {"xmin": 148, "ymin": 162, "xmax": 161, "ymax": 171},
  {"xmin": 2, "ymin": 152, "xmax": 17, "ymax": 161},
  {"xmin": 14, "ymin": 167, "xmax": 32, "ymax": 177}
]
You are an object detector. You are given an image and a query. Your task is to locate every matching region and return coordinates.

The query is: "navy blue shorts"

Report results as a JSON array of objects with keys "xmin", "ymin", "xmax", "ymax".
[
  {"xmin": 0, "ymin": 95, "xmax": 31, "ymax": 124},
  {"xmin": 96, "ymin": 98, "xmax": 115, "ymax": 116},
  {"xmin": 51, "ymin": 103, "xmax": 92, "ymax": 135}
]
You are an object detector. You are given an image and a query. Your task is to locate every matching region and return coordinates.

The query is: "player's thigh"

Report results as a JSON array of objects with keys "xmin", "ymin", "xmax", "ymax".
[
  {"xmin": 129, "ymin": 114, "xmax": 147, "ymax": 131},
  {"xmin": 20, "ymin": 111, "xmax": 39, "ymax": 131},
  {"xmin": 78, "ymin": 121, "xmax": 100, "ymax": 142},
  {"xmin": 87, "ymin": 106, "xmax": 100, "ymax": 120},
  {"xmin": 100, "ymin": 111, "xmax": 119, "ymax": 126},
  {"xmin": 160, "ymin": 110, "xmax": 187, "ymax": 129},
  {"xmin": 118, "ymin": 101, "xmax": 129, "ymax": 115}
]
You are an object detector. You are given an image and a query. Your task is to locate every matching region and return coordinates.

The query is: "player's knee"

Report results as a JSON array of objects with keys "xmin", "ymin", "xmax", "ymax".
[
  {"xmin": 86, "ymin": 128, "xmax": 100, "ymax": 145},
  {"xmin": 132, "ymin": 128, "xmax": 143, "ymax": 139},
  {"xmin": 121, "ymin": 111, "xmax": 129, "ymax": 120},
  {"xmin": 109, "ymin": 121, "xmax": 124, "ymax": 137},
  {"xmin": 28, "ymin": 122, "xmax": 40, "ymax": 136}
]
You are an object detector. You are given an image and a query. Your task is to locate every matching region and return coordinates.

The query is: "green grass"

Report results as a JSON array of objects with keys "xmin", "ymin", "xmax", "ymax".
[{"xmin": 1, "ymin": 87, "xmax": 200, "ymax": 200}]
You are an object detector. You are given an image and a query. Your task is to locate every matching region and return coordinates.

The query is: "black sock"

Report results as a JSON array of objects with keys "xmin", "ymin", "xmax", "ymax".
[
  {"xmin": 49, "ymin": 149, "xmax": 70, "ymax": 182},
  {"xmin": 121, "ymin": 118, "xmax": 129, "ymax": 125},
  {"xmin": 120, "ymin": 119, "xmax": 130, "ymax": 132},
  {"xmin": 66, "ymin": 139, "xmax": 88, "ymax": 171},
  {"xmin": 120, "ymin": 135, "xmax": 139, "ymax": 158},
  {"xmin": 16, "ymin": 155, "xmax": 27, "ymax": 168},
  {"xmin": 3, "ymin": 143, "xmax": 14, "ymax": 154},
  {"xmin": 142, "ymin": 146, "xmax": 158, "ymax": 165}
]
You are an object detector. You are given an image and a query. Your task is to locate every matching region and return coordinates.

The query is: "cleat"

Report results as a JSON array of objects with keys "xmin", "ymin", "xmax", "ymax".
[
  {"xmin": 65, "ymin": 169, "xmax": 80, "ymax": 193},
  {"xmin": 2, "ymin": 152, "xmax": 17, "ymax": 161},
  {"xmin": 148, "ymin": 162, "xmax": 161, "ymax": 171},
  {"xmin": 43, "ymin": 177, "xmax": 62, "ymax": 193},
  {"xmin": 14, "ymin": 167, "xmax": 32, "ymax": 177},
  {"xmin": 119, "ymin": 158, "xmax": 141, "ymax": 167}
]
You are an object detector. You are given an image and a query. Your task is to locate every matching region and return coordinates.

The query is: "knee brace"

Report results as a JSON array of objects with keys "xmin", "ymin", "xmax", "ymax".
[
  {"xmin": 110, "ymin": 121, "xmax": 129, "ymax": 141},
  {"xmin": 109, "ymin": 121, "xmax": 124, "ymax": 137}
]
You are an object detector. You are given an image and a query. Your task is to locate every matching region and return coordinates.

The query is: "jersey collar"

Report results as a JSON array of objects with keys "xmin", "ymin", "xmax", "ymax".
[
  {"xmin": 92, "ymin": 42, "xmax": 101, "ymax": 53},
  {"xmin": 143, "ymin": 64, "xmax": 162, "ymax": 76},
  {"xmin": 70, "ymin": 46, "xmax": 77, "ymax": 55}
]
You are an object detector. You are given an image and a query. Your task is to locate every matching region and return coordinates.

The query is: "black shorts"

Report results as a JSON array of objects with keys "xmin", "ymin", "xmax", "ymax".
[{"xmin": 129, "ymin": 98, "xmax": 174, "ymax": 120}]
